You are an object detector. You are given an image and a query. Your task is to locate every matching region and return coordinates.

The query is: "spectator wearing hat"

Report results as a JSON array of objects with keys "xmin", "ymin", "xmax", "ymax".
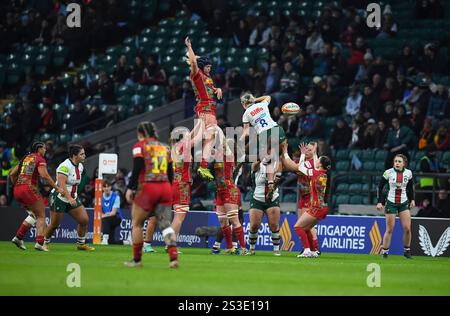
[
  {"xmin": 420, "ymin": 43, "xmax": 443, "ymax": 75},
  {"xmin": 362, "ymin": 118, "xmax": 378, "ymax": 148},
  {"xmin": 354, "ymin": 53, "xmax": 373, "ymax": 82}
]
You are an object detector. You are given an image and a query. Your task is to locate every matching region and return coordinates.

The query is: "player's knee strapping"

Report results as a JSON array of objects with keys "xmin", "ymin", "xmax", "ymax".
[
  {"xmin": 217, "ymin": 214, "xmax": 227, "ymax": 223},
  {"xmin": 227, "ymin": 209, "xmax": 239, "ymax": 220},
  {"xmin": 24, "ymin": 215, "xmax": 37, "ymax": 226},
  {"xmin": 174, "ymin": 205, "xmax": 189, "ymax": 214}
]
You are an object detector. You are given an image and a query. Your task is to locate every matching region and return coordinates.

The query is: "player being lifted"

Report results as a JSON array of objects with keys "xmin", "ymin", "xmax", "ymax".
[
  {"xmin": 125, "ymin": 121, "xmax": 179, "ymax": 268},
  {"xmin": 44, "ymin": 145, "xmax": 95, "ymax": 251},
  {"xmin": 10, "ymin": 141, "xmax": 63, "ymax": 251},
  {"xmin": 247, "ymin": 159, "xmax": 282, "ymax": 256},
  {"xmin": 377, "ymin": 154, "xmax": 415, "ymax": 259},
  {"xmin": 240, "ymin": 93, "xmax": 287, "ymax": 200},
  {"xmin": 185, "ymin": 36, "xmax": 223, "ymax": 181},
  {"xmin": 281, "ymin": 142, "xmax": 331, "ymax": 258}
]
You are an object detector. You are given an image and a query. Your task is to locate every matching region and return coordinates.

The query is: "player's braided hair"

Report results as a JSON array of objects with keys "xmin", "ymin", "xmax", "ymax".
[
  {"xmin": 319, "ymin": 156, "xmax": 332, "ymax": 203},
  {"xmin": 31, "ymin": 141, "xmax": 45, "ymax": 153},
  {"xmin": 137, "ymin": 121, "xmax": 158, "ymax": 140},
  {"xmin": 16, "ymin": 141, "xmax": 45, "ymax": 176}
]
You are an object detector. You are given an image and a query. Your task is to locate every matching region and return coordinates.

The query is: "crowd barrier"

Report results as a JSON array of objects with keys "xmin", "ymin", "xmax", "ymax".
[{"xmin": 1, "ymin": 207, "xmax": 449, "ymax": 257}]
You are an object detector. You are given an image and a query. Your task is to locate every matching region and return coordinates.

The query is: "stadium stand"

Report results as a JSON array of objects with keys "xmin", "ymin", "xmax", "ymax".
[{"xmin": 1, "ymin": 0, "xmax": 450, "ymax": 216}]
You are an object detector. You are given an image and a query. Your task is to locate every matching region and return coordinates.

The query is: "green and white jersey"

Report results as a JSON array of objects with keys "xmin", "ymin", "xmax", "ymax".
[
  {"xmin": 252, "ymin": 161, "xmax": 279, "ymax": 203},
  {"xmin": 52, "ymin": 158, "xmax": 84, "ymax": 203},
  {"xmin": 382, "ymin": 168, "xmax": 413, "ymax": 204},
  {"xmin": 242, "ymin": 100, "xmax": 278, "ymax": 134}
]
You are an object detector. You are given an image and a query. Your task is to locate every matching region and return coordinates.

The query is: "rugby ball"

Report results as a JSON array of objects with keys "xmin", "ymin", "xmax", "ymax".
[{"xmin": 281, "ymin": 102, "xmax": 300, "ymax": 115}]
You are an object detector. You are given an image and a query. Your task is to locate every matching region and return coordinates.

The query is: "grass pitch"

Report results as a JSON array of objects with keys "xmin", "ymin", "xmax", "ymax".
[{"xmin": 0, "ymin": 241, "xmax": 449, "ymax": 296}]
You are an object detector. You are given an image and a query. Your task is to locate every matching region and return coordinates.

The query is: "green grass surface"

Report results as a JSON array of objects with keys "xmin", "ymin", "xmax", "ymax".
[{"xmin": 1, "ymin": 241, "xmax": 450, "ymax": 296}]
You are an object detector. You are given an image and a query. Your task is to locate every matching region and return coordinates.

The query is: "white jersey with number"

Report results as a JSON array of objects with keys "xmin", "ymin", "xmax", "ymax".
[
  {"xmin": 52, "ymin": 158, "xmax": 84, "ymax": 203},
  {"xmin": 242, "ymin": 100, "xmax": 278, "ymax": 134},
  {"xmin": 383, "ymin": 168, "xmax": 413, "ymax": 204},
  {"xmin": 252, "ymin": 161, "xmax": 279, "ymax": 203}
]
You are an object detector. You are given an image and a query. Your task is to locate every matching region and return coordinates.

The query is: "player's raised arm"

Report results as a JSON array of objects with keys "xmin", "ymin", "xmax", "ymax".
[
  {"xmin": 310, "ymin": 142, "xmax": 319, "ymax": 170},
  {"xmin": 254, "ymin": 95, "xmax": 271, "ymax": 104},
  {"xmin": 280, "ymin": 141, "xmax": 299, "ymax": 172},
  {"xmin": 185, "ymin": 36, "xmax": 199, "ymax": 76},
  {"xmin": 297, "ymin": 144, "xmax": 310, "ymax": 175}
]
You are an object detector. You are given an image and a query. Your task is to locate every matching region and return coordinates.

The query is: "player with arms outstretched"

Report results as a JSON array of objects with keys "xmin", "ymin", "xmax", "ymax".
[
  {"xmin": 281, "ymin": 142, "xmax": 331, "ymax": 258},
  {"xmin": 377, "ymin": 154, "xmax": 415, "ymax": 259},
  {"xmin": 296, "ymin": 143, "xmax": 320, "ymax": 254},
  {"xmin": 10, "ymin": 141, "xmax": 62, "ymax": 251},
  {"xmin": 185, "ymin": 36, "xmax": 223, "ymax": 181},
  {"xmin": 125, "ymin": 121, "xmax": 179, "ymax": 268}
]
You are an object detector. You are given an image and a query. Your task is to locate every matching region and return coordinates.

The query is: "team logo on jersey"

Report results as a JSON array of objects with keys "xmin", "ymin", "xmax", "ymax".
[
  {"xmin": 419, "ymin": 225, "xmax": 450, "ymax": 257},
  {"xmin": 280, "ymin": 218, "xmax": 295, "ymax": 251},
  {"xmin": 369, "ymin": 221, "xmax": 382, "ymax": 255}
]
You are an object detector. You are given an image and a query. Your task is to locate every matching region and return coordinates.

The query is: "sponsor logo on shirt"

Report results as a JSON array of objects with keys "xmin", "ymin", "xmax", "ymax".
[{"xmin": 250, "ymin": 107, "xmax": 263, "ymax": 116}]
